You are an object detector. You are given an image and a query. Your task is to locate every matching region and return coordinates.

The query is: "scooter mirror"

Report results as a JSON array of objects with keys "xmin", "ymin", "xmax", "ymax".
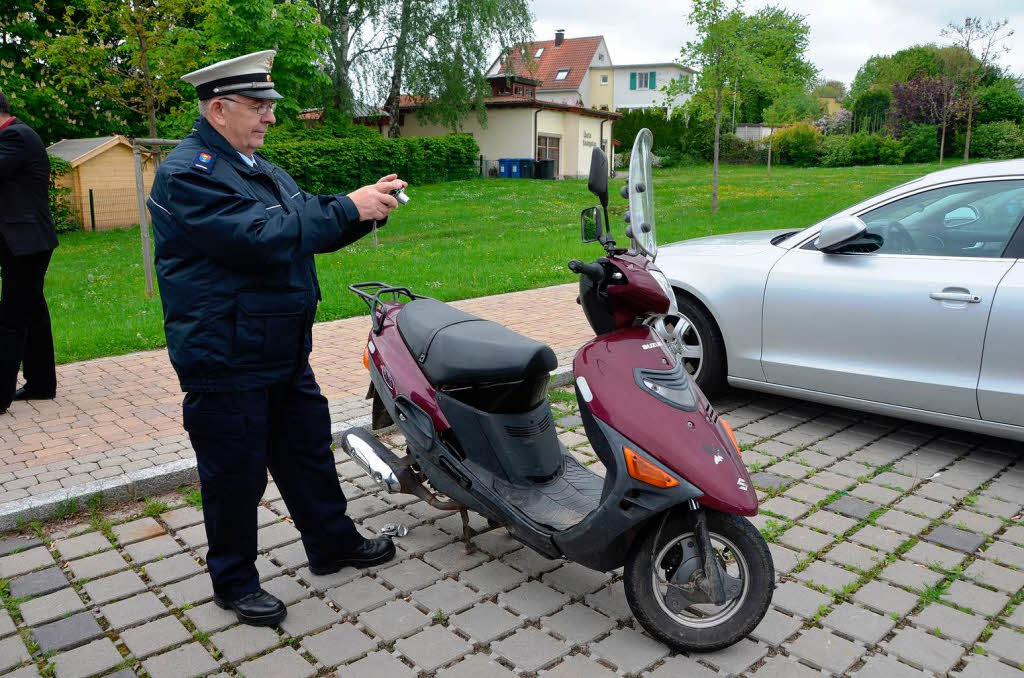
[
  {"xmin": 581, "ymin": 207, "xmax": 604, "ymax": 243},
  {"xmin": 587, "ymin": 146, "xmax": 609, "ymax": 208}
]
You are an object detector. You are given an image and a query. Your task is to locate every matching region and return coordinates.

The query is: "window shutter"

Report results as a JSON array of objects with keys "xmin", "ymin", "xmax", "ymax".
[
  {"xmin": 650, "ymin": 71, "xmax": 656, "ymax": 88},
  {"xmin": 630, "ymin": 72, "xmax": 636, "ymax": 90}
]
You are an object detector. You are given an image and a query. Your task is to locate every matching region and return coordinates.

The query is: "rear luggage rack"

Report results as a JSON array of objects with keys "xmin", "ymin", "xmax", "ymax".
[{"xmin": 349, "ymin": 282, "xmax": 430, "ymax": 333}]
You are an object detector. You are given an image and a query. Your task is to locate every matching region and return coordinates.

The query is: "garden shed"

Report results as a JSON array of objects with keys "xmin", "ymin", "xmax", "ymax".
[{"xmin": 47, "ymin": 136, "xmax": 156, "ymax": 231}]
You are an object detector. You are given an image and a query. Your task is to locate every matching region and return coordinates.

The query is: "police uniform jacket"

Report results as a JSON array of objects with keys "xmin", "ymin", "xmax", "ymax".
[
  {"xmin": 0, "ymin": 119, "xmax": 59, "ymax": 255},
  {"xmin": 149, "ymin": 117, "xmax": 373, "ymax": 392}
]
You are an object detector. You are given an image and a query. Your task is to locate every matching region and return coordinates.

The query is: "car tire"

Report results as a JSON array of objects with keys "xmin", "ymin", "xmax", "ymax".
[{"xmin": 673, "ymin": 292, "xmax": 727, "ymax": 396}]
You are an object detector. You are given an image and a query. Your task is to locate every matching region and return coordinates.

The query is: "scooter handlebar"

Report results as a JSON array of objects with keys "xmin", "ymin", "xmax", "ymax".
[{"xmin": 568, "ymin": 259, "xmax": 605, "ymax": 283}]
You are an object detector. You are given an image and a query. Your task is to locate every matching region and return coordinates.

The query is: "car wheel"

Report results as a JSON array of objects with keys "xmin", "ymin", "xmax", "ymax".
[{"xmin": 671, "ymin": 292, "xmax": 727, "ymax": 396}]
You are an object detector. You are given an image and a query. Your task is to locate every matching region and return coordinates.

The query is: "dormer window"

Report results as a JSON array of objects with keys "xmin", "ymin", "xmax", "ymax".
[
  {"xmin": 554, "ymin": 69, "xmax": 570, "ymax": 81},
  {"xmin": 535, "ymin": 48, "xmax": 544, "ymax": 58}
]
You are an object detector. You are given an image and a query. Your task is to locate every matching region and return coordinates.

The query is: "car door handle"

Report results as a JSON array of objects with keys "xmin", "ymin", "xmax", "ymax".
[{"xmin": 930, "ymin": 292, "xmax": 981, "ymax": 303}]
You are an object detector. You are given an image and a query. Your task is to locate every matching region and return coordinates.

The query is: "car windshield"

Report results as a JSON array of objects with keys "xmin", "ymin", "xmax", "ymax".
[{"xmin": 628, "ymin": 129, "xmax": 656, "ymax": 258}]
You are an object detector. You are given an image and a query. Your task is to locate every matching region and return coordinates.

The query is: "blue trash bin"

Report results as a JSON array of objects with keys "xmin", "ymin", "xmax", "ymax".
[
  {"xmin": 509, "ymin": 160, "xmax": 520, "ymax": 178},
  {"xmin": 498, "ymin": 158, "xmax": 511, "ymax": 178}
]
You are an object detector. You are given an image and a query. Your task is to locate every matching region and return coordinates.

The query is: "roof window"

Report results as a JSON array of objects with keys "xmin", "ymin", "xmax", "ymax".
[
  {"xmin": 554, "ymin": 69, "xmax": 570, "ymax": 81},
  {"xmin": 535, "ymin": 48, "xmax": 544, "ymax": 58}
]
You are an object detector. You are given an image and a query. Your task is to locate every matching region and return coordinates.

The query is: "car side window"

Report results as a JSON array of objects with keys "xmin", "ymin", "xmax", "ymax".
[{"xmin": 855, "ymin": 179, "xmax": 1024, "ymax": 258}]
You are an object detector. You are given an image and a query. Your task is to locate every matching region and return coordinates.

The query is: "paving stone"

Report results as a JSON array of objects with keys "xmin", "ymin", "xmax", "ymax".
[
  {"xmin": 459, "ymin": 560, "xmax": 526, "ymax": 595},
  {"xmin": 436, "ymin": 655, "xmax": 516, "ymax": 678},
  {"xmin": 748, "ymin": 655, "xmax": 821, "ymax": 678},
  {"xmin": 796, "ymin": 560, "xmax": 859, "ymax": 593},
  {"xmin": 112, "ymin": 517, "xmax": 165, "ymax": 545},
  {"xmin": 0, "ymin": 547, "xmax": 54, "ymax": 578},
  {"xmin": 761, "ymin": 496, "xmax": 810, "ymax": 520},
  {"xmin": 826, "ymin": 541, "xmax": 884, "ymax": 571},
  {"xmin": 788, "ymin": 627, "xmax": 863, "ymax": 674},
  {"xmin": 953, "ymin": 654, "xmax": 1024, "ymax": 678},
  {"xmin": 300, "ymin": 622, "xmax": 376, "ymax": 667},
  {"xmin": 876, "ymin": 510, "xmax": 930, "ymax": 535},
  {"xmin": 492, "ymin": 627, "xmax": 571, "ymax": 672},
  {"xmin": 904, "ymin": 541, "xmax": 966, "ymax": 571},
  {"xmin": 470, "ymin": 529, "xmax": 519, "ymax": 557},
  {"xmin": 412, "ymin": 578, "xmax": 480, "ymax": 614},
  {"xmin": 983, "ymin": 541, "xmax": 1024, "ymax": 569},
  {"xmin": 850, "ymin": 525, "xmax": 907, "ymax": 553},
  {"xmin": 123, "ymin": 535, "xmax": 182, "ymax": 564},
  {"xmin": 266, "ymin": 541, "xmax": 306, "ymax": 569},
  {"xmin": 830, "ymin": 459, "xmax": 874, "ymax": 479},
  {"xmin": 541, "ymin": 603, "xmax": 614, "ymax": 645},
  {"xmin": 3, "ymin": 664, "xmax": 41, "ymax": 678},
  {"xmin": 142, "ymin": 642, "xmax": 220, "ymax": 678},
  {"xmin": 980, "ymin": 627, "xmax": 1024, "ymax": 666},
  {"xmin": 184, "ymin": 600, "xmax": 236, "ymax": 633},
  {"xmin": 768, "ymin": 544, "xmax": 800, "ymax": 575},
  {"xmin": 885, "ymin": 626, "xmax": 966, "ymax": 675},
  {"xmin": 256, "ymin": 521, "xmax": 301, "ymax": 550},
  {"xmin": 851, "ymin": 483, "xmax": 903, "ymax": 505},
  {"xmin": 895, "ymin": 495, "xmax": 948, "ymax": 519},
  {"xmin": 924, "ymin": 524, "xmax": 987, "ymax": 554},
  {"xmin": 9, "ymin": 566, "xmax": 69, "ymax": 598},
  {"xmin": 360, "ymin": 600, "xmax": 429, "ymax": 642},
  {"xmin": 1008, "ymin": 604, "xmax": 1024, "ymax": 628},
  {"xmin": 0, "ymin": 536, "xmax": 42, "ymax": 557},
  {"xmin": 101, "ymin": 591, "xmax": 167, "ymax": 630},
  {"xmin": 0, "ymin": 611, "xmax": 14, "ymax": 637},
  {"xmin": 451, "ymin": 602, "xmax": 522, "ymax": 642},
  {"xmin": 911, "ymin": 603, "xmax": 987, "ymax": 645},
  {"xmin": 874, "ymin": 471, "xmax": 921, "ymax": 491},
  {"xmin": 0, "ymin": 635, "xmax": 30, "ymax": 673},
  {"xmin": 772, "ymin": 581, "xmax": 831, "ymax": 618},
  {"xmin": 67, "ymin": 550, "xmax": 128, "ymax": 581},
  {"xmin": 916, "ymin": 482, "xmax": 968, "ymax": 504},
  {"xmin": 176, "ymin": 524, "xmax": 208, "ymax": 549},
  {"xmin": 296, "ymin": 565, "xmax": 360, "ymax": 592},
  {"xmin": 121, "ymin": 615, "xmax": 191, "ymax": 657},
  {"xmin": 20, "ymin": 588, "xmax": 85, "ymax": 626},
  {"xmin": 54, "ymin": 532, "xmax": 112, "ymax": 560},
  {"xmin": 785, "ymin": 483, "xmax": 832, "ymax": 505},
  {"xmin": 880, "ymin": 559, "xmax": 943, "ymax": 591},
  {"xmin": 944, "ymin": 580, "xmax": 1009, "ymax": 617},
  {"xmin": 262, "ymin": 574, "xmax": 306, "ymax": 606},
  {"xmin": 278, "ymin": 597, "xmax": 341, "ymax": 637},
  {"xmin": 822, "ymin": 603, "xmax": 895, "ymax": 644},
  {"xmin": 964, "ymin": 558, "xmax": 1024, "ymax": 594},
  {"xmin": 852, "ymin": 654, "xmax": 930, "ymax": 678},
  {"xmin": 999, "ymin": 526, "xmax": 1024, "ymax": 546},
  {"xmin": 211, "ymin": 624, "xmax": 279, "ymax": 663},
  {"xmin": 947, "ymin": 509, "xmax": 1003, "ymax": 535},
  {"xmin": 423, "ymin": 542, "xmax": 491, "ymax": 575},
  {"xmin": 396, "ymin": 625, "xmax": 472, "ymax": 671},
  {"xmin": 51, "ymin": 637, "xmax": 122, "ymax": 678},
  {"xmin": 780, "ymin": 525, "xmax": 833, "ymax": 553},
  {"xmin": 378, "ymin": 558, "xmax": 441, "ymax": 593},
  {"xmin": 543, "ymin": 655, "xmax": 619, "ymax": 678},
  {"xmin": 143, "ymin": 553, "xmax": 202, "ymax": 585},
  {"xmin": 584, "ymin": 581, "xmax": 632, "ymax": 621},
  {"xmin": 749, "ymin": 607, "xmax": 802, "ymax": 647},
  {"xmin": 499, "ymin": 581, "xmax": 570, "ymax": 619},
  {"xmin": 501, "ymin": 546, "xmax": 561, "ymax": 576},
  {"xmin": 810, "ymin": 471, "xmax": 858, "ymax": 490},
  {"xmin": 160, "ymin": 506, "xmax": 204, "ymax": 530},
  {"xmin": 700, "ymin": 637, "xmax": 769, "ymax": 675},
  {"xmin": 801, "ymin": 510, "xmax": 857, "ymax": 535},
  {"xmin": 751, "ymin": 472, "xmax": 789, "ymax": 491},
  {"xmin": 825, "ymin": 495, "xmax": 877, "ymax": 521},
  {"xmin": 162, "ymin": 572, "xmax": 214, "ymax": 607},
  {"xmin": 237, "ymin": 647, "xmax": 314, "ymax": 678},
  {"xmin": 328, "ymin": 577, "xmax": 394, "ymax": 614},
  {"xmin": 83, "ymin": 570, "xmax": 147, "ymax": 605},
  {"xmin": 541, "ymin": 563, "xmax": 612, "ymax": 597},
  {"xmin": 854, "ymin": 581, "xmax": 918, "ymax": 617},
  {"xmin": 338, "ymin": 650, "xmax": 416, "ymax": 678}
]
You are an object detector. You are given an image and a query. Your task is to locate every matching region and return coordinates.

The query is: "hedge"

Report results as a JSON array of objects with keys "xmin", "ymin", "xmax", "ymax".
[
  {"xmin": 261, "ymin": 134, "xmax": 480, "ymax": 194},
  {"xmin": 49, "ymin": 156, "xmax": 81, "ymax": 234},
  {"xmin": 969, "ymin": 121, "xmax": 1024, "ymax": 160}
]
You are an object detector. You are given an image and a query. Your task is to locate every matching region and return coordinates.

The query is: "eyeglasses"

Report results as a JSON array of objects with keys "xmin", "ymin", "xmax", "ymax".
[{"xmin": 220, "ymin": 97, "xmax": 276, "ymax": 115}]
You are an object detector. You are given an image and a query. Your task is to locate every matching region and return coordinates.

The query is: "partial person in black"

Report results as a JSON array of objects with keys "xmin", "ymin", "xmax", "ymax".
[
  {"xmin": 148, "ymin": 50, "xmax": 403, "ymax": 627},
  {"xmin": 0, "ymin": 89, "xmax": 59, "ymax": 415}
]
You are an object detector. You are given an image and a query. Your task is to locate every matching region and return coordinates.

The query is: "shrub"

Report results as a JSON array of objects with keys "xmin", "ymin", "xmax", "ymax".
[
  {"xmin": 902, "ymin": 124, "xmax": 939, "ymax": 163},
  {"xmin": 969, "ymin": 121, "xmax": 1024, "ymax": 160},
  {"xmin": 977, "ymin": 79, "xmax": 1024, "ymax": 125},
  {"xmin": 48, "ymin": 156, "xmax": 80, "ymax": 234},
  {"xmin": 819, "ymin": 135, "xmax": 852, "ymax": 167},
  {"xmin": 814, "ymin": 109, "xmax": 853, "ymax": 136},
  {"xmin": 261, "ymin": 134, "xmax": 480, "ymax": 193},
  {"xmin": 848, "ymin": 132, "xmax": 881, "ymax": 165},
  {"xmin": 771, "ymin": 123, "xmax": 821, "ymax": 167},
  {"xmin": 878, "ymin": 136, "xmax": 906, "ymax": 165},
  {"xmin": 614, "ymin": 107, "xmax": 685, "ymax": 154},
  {"xmin": 718, "ymin": 133, "xmax": 766, "ymax": 164},
  {"xmin": 851, "ymin": 88, "xmax": 892, "ymax": 133}
]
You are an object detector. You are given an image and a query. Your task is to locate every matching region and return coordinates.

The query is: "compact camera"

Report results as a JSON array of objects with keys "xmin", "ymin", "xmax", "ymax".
[{"xmin": 390, "ymin": 188, "xmax": 409, "ymax": 205}]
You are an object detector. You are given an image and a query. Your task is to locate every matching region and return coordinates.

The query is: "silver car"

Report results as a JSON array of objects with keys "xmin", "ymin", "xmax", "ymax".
[{"xmin": 657, "ymin": 159, "xmax": 1024, "ymax": 441}]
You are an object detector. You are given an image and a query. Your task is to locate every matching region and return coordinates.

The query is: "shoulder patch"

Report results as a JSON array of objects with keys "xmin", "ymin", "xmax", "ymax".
[{"xmin": 190, "ymin": 150, "xmax": 217, "ymax": 173}]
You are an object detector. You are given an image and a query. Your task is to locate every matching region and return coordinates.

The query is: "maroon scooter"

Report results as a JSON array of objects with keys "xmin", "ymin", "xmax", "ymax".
[{"xmin": 342, "ymin": 129, "xmax": 772, "ymax": 651}]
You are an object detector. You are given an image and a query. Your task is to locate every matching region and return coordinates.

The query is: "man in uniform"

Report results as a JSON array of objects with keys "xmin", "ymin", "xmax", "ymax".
[
  {"xmin": 0, "ymin": 89, "xmax": 59, "ymax": 414},
  {"xmin": 148, "ymin": 50, "xmax": 402, "ymax": 626}
]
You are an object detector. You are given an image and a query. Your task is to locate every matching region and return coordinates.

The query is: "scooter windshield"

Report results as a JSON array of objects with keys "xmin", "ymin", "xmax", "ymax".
[{"xmin": 628, "ymin": 129, "xmax": 656, "ymax": 259}]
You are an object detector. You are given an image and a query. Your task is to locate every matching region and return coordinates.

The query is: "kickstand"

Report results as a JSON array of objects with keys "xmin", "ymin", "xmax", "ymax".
[{"xmin": 460, "ymin": 508, "xmax": 476, "ymax": 553}]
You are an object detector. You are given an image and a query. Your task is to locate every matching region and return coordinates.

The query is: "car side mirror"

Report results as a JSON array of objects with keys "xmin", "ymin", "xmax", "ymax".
[
  {"xmin": 581, "ymin": 207, "xmax": 603, "ymax": 243},
  {"xmin": 944, "ymin": 206, "xmax": 979, "ymax": 228},
  {"xmin": 588, "ymin": 146, "xmax": 609, "ymax": 208},
  {"xmin": 815, "ymin": 216, "xmax": 868, "ymax": 253}
]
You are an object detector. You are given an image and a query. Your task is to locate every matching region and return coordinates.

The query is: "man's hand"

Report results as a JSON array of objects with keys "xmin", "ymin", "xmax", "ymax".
[{"xmin": 347, "ymin": 175, "xmax": 408, "ymax": 221}]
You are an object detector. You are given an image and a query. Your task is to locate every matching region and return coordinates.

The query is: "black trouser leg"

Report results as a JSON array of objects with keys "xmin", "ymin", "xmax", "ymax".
[
  {"xmin": 184, "ymin": 390, "xmax": 270, "ymax": 600},
  {"xmin": 0, "ymin": 240, "xmax": 54, "ymax": 409},
  {"xmin": 267, "ymin": 363, "xmax": 362, "ymax": 570},
  {"xmin": 22, "ymin": 292, "xmax": 56, "ymax": 397}
]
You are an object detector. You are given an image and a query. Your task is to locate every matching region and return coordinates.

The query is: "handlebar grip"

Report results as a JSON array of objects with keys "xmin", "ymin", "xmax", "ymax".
[{"xmin": 568, "ymin": 259, "xmax": 604, "ymax": 283}]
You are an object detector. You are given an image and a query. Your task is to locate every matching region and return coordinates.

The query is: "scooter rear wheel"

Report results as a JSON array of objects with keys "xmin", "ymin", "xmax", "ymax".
[{"xmin": 624, "ymin": 509, "xmax": 774, "ymax": 652}]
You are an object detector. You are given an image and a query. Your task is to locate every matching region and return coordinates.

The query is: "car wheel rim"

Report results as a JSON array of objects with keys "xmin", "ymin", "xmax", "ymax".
[
  {"xmin": 668, "ymin": 314, "xmax": 703, "ymax": 378},
  {"xmin": 651, "ymin": 530, "xmax": 749, "ymax": 628}
]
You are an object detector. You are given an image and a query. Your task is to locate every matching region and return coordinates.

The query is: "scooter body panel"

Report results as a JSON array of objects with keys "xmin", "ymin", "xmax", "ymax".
[{"xmin": 574, "ymin": 326, "xmax": 758, "ymax": 516}]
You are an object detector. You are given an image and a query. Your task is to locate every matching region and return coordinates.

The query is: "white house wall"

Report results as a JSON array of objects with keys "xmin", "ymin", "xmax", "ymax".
[{"xmin": 612, "ymin": 66, "xmax": 692, "ymax": 112}]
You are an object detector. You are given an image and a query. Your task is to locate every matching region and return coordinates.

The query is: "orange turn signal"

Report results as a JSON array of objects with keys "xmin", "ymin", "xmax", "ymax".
[
  {"xmin": 623, "ymin": 447, "xmax": 679, "ymax": 488},
  {"xmin": 362, "ymin": 346, "xmax": 370, "ymax": 371},
  {"xmin": 720, "ymin": 417, "xmax": 741, "ymax": 456}
]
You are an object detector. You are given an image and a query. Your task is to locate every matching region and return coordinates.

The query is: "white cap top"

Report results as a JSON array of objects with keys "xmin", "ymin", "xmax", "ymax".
[{"xmin": 181, "ymin": 50, "xmax": 282, "ymax": 100}]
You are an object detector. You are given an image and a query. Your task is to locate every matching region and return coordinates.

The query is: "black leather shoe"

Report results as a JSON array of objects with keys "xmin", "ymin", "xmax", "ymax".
[
  {"xmin": 310, "ymin": 536, "xmax": 397, "ymax": 575},
  {"xmin": 13, "ymin": 387, "xmax": 55, "ymax": 401},
  {"xmin": 213, "ymin": 589, "xmax": 286, "ymax": 626}
]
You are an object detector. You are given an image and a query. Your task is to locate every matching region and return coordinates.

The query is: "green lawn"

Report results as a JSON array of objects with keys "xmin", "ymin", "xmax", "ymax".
[{"xmin": 44, "ymin": 162, "xmax": 945, "ymax": 364}]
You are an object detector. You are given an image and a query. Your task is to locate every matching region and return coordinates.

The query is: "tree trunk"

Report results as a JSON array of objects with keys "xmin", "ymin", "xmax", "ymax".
[
  {"xmin": 334, "ymin": 11, "xmax": 352, "ymax": 111},
  {"xmin": 712, "ymin": 88, "xmax": 723, "ymax": 215},
  {"xmin": 134, "ymin": 13, "xmax": 158, "ymax": 138},
  {"xmin": 962, "ymin": 104, "xmax": 973, "ymax": 164},
  {"xmin": 386, "ymin": 0, "xmax": 413, "ymax": 138},
  {"xmin": 939, "ymin": 118, "xmax": 947, "ymax": 166},
  {"xmin": 766, "ymin": 135, "xmax": 772, "ymax": 178}
]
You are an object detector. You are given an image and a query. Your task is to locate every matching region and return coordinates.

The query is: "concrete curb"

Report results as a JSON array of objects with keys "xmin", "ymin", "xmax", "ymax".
[{"xmin": 0, "ymin": 364, "xmax": 577, "ymax": 531}]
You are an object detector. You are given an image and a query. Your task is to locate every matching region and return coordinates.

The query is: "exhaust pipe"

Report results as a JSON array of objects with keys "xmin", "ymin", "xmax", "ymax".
[{"xmin": 340, "ymin": 427, "xmax": 402, "ymax": 493}]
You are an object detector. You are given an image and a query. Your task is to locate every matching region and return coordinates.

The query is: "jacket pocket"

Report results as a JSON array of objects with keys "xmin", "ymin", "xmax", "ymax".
[
  {"xmin": 233, "ymin": 289, "xmax": 308, "ymax": 365},
  {"xmin": 182, "ymin": 408, "xmax": 246, "ymax": 440}
]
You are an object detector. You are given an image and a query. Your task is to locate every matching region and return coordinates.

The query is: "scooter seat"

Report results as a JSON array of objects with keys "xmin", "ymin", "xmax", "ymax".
[{"xmin": 397, "ymin": 298, "xmax": 557, "ymax": 386}]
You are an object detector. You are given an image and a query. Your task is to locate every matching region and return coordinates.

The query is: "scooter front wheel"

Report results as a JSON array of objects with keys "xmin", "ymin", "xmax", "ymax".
[{"xmin": 624, "ymin": 509, "xmax": 774, "ymax": 652}]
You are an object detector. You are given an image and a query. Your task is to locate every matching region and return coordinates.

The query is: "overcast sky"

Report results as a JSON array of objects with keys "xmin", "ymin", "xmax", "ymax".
[{"xmin": 529, "ymin": 0, "xmax": 1023, "ymax": 87}]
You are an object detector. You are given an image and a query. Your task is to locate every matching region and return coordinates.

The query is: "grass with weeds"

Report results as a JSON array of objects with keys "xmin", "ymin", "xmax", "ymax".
[
  {"xmin": 142, "ymin": 498, "xmax": 170, "ymax": 518},
  {"xmin": 181, "ymin": 488, "xmax": 203, "ymax": 510}
]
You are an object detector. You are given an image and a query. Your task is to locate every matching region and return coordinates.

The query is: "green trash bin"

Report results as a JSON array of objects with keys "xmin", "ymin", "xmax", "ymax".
[
  {"xmin": 538, "ymin": 158, "xmax": 556, "ymax": 180},
  {"xmin": 517, "ymin": 158, "xmax": 534, "ymax": 179}
]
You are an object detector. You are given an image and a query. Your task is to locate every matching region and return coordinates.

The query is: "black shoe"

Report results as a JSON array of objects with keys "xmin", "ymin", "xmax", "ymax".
[
  {"xmin": 213, "ymin": 589, "xmax": 287, "ymax": 626},
  {"xmin": 13, "ymin": 387, "xmax": 55, "ymax": 401},
  {"xmin": 310, "ymin": 536, "xmax": 397, "ymax": 575}
]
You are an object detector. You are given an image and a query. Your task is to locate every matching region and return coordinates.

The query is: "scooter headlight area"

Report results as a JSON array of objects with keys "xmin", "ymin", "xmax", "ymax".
[{"xmin": 648, "ymin": 267, "xmax": 678, "ymax": 313}]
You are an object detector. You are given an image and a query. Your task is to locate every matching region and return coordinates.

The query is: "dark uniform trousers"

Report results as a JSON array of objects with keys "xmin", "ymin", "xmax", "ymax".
[
  {"xmin": 0, "ymin": 237, "xmax": 57, "ymax": 409},
  {"xmin": 184, "ymin": 361, "xmax": 362, "ymax": 599}
]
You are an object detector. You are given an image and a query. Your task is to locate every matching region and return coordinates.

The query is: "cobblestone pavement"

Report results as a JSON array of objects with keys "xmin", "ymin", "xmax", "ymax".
[
  {"xmin": 0, "ymin": 284, "xmax": 588, "ymax": 505},
  {"xmin": 0, "ymin": 385, "xmax": 1021, "ymax": 677}
]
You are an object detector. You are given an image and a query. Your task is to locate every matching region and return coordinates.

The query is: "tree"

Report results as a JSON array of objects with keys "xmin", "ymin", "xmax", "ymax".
[
  {"xmin": 851, "ymin": 88, "xmax": 892, "ymax": 133},
  {"xmin": 889, "ymin": 75, "xmax": 962, "ymax": 164},
  {"xmin": 381, "ymin": 0, "xmax": 534, "ymax": 138},
  {"xmin": 811, "ymin": 79, "xmax": 847, "ymax": 101},
  {"xmin": 977, "ymin": 78, "xmax": 1024, "ymax": 124},
  {"xmin": 676, "ymin": 0, "xmax": 752, "ymax": 214},
  {"xmin": 763, "ymin": 88, "xmax": 823, "ymax": 176},
  {"xmin": 941, "ymin": 16, "xmax": 1015, "ymax": 163},
  {"xmin": 310, "ymin": 0, "xmax": 390, "ymax": 113}
]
